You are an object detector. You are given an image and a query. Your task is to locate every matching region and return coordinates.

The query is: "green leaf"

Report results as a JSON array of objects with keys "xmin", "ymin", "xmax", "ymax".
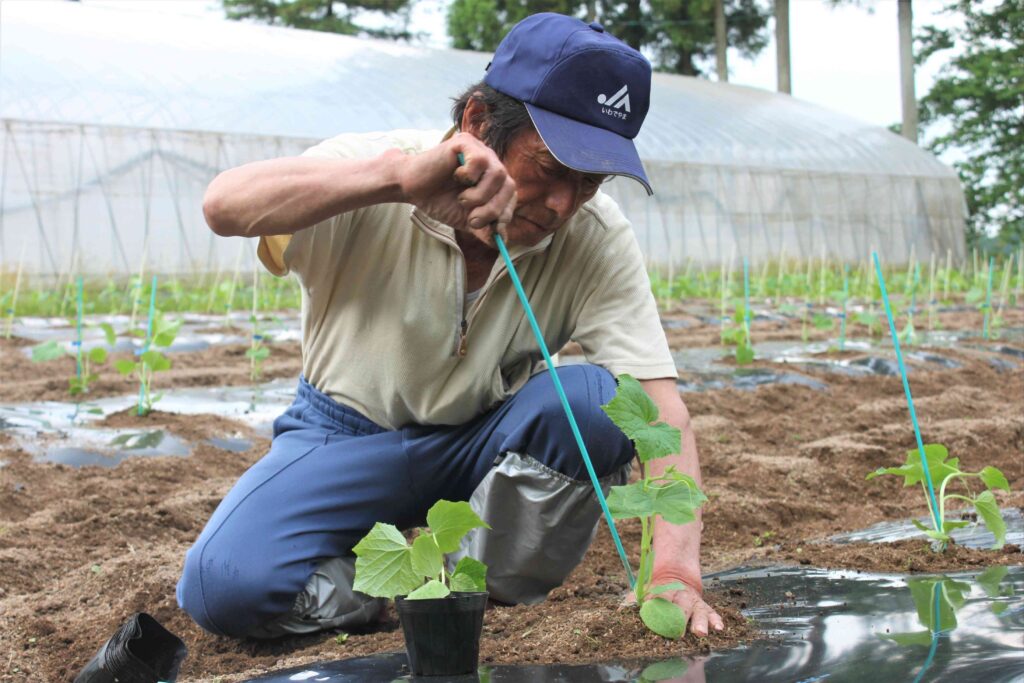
[
  {"xmin": 406, "ymin": 579, "xmax": 450, "ymax": 600},
  {"xmin": 601, "ymin": 376, "xmax": 683, "ymax": 463},
  {"xmin": 607, "ymin": 481, "xmax": 654, "ymax": 520},
  {"xmin": 88, "ymin": 346, "xmax": 108, "ymax": 364},
  {"xmin": 942, "ymin": 519, "xmax": 971, "ymax": 534},
  {"xmin": 975, "ymin": 566, "xmax": 1008, "ymax": 597},
  {"xmin": 31, "ymin": 340, "xmax": 65, "ymax": 362},
  {"xmin": 410, "ymin": 534, "xmax": 443, "ymax": 579},
  {"xmin": 812, "ymin": 313, "xmax": 834, "ymax": 330},
  {"xmin": 114, "ymin": 358, "xmax": 137, "ymax": 375},
  {"xmin": 639, "ymin": 597, "xmax": 687, "ymax": 639},
  {"xmin": 979, "ymin": 466, "xmax": 1010, "ymax": 492},
  {"xmin": 648, "ymin": 581, "xmax": 687, "ymax": 596},
  {"xmin": 426, "ymin": 500, "xmax": 489, "ymax": 553},
  {"xmin": 735, "ymin": 343, "xmax": 754, "ymax": 365},
  {"xmin": 450, "ymin": 556, "xmax": 487, "ymax": 593},
  {"xmin": 651, "ymin": 477, "xmax": 707, "ymax": 525},
  {"xmin": 246, "ymin": 346, "xmax": 270, "ymax": 361},
  {"xmin": 152, "ymin": 316, "xmax": 182, "ymax": 347},
  {"xmin": 98, "ymin": 322, "xmax": 117, "ymax": 347},
  {"xmin": 879, "ymin": 630, "xmax": 933, "ymax": 647},
  {"xmin": 351, "ymin": 522, "xmax": 421, "ymax": 599},
  {"xmin": 639, "ymin": 659, "xmax": 688, "ymax": 681},
  {"xmin": 869, "ymin": 444, "xmax": 961, "ymax": 489},
  {"xmin": 991, "ymin": 602, "xmax": 1009, "ymax": 616},
  {"xmin": 141, "ymin": 350, "xmax": 171, "ymax": 372},
  {"xmin": 974, "ymin": 490, "xmax": 1006, "ymax": 550}
]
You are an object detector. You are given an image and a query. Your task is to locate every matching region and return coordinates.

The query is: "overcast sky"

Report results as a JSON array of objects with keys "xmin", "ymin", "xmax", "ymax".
[{"xmin": 82, "ymin": 0, "xmax": 960, "ymax": 129}]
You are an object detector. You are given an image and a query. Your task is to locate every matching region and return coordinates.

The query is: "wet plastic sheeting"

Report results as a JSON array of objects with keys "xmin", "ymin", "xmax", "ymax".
[
  {"xmin": 830, "ymin": 508, "xmax": 1024, "ymax": 550},
  {"xmin": 0, "ymin": 378, "xmax": 296, "ymax": 434},
  {"xmin": 36, "ymin": 429, "xmax": 190, "ymax": 467},
  {"xmin": 244, "ymin": 566, "xmax": 1023, "ymax": 683}
]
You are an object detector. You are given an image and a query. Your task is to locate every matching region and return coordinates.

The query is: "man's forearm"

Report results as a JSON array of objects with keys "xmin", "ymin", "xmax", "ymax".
[
  {"xmin": 202, "ymin": 152, "xmax": 404, "ymax": 238},
  {"xmin": 639, "ymin": 378, "xmax": 705, "ymax": 590}
]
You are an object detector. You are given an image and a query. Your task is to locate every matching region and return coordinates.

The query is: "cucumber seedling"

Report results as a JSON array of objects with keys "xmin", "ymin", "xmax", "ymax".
[
  {"xmin": 114, "ymin": 312, "xmax": 181, "ymax": 415},
  {"xmin": 867, "ymin": 443, "xmax": 1010, "ymax": 550},
  {"xmin": 601, "ymin": 374, "xmax": 708, "ymax": 639},
  {"xmin": 352, "ymin": 499, "xmax": 489, "ymax": 600}
]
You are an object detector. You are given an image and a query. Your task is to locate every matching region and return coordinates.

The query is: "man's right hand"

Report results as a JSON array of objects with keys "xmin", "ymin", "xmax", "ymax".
[{"xmin": 392, "ymin": 132, "xmax": 517, "ymax": 245}]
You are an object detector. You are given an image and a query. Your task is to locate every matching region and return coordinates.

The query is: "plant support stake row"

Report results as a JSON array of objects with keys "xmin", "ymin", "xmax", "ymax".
[
  {"xmin": 138, "ymin": 275, "xmax": 158, "ymax": 416},
  {"xmin": 75, "ymin": 276, "xmax": 84, "ymax": 381},
  {"xmin": 872, "ymin": 252, "xmax": 942, "ymax": 533},
  {"xmin": 494, "ymin": 232, "xmax": 636, "ymax": 590},
  {"xmin": 742, "ymin": 257, "xmax": 751, "ymax": 344},
  {"xmin": 839, "ymin": 264, "xmax": 849, "ymax": 352}
]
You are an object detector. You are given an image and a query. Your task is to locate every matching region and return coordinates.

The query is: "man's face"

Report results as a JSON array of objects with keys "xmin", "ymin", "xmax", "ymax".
[{"xmin": 496, "ymin": 128, "xmax": 607, "ymax": 248}]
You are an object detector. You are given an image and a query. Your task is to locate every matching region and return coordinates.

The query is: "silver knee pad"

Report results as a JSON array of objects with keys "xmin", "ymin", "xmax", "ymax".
[
  {"xmin": 246, "ymin": 556, "xmax": 385, "ymax": 639},
  {"xmin": 448, "ymin": 451, "xmax": 631, "ymax": 605}
]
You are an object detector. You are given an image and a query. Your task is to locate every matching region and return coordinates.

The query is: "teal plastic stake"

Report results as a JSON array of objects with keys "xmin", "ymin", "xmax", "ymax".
[
  {"xmin": 910, "ymin": 583, "xmax": 943, "ymax": 683},
  {"xmin": 982, "ymin": 256, "xmax": 994, "ymax": 339},
  {"xmin": 137, "ymin": 275, "xmax": 158, "ymax": 416},
  {"xmin": 496, "ymin": 233, "xmax": 636, "ymax": 590},
  {"xmin": 839, "ymin": 265, "xmax": 849, "ymax": 351},
  {"xmin": 75, "ymin": 276, "xmax": 84, "ymax": 381},
  {"xmin": 457, "ymin": 150, "xmax": 634, "ymax": 588},
  {"xmin": 742, "ymin": 257, "xmax": 751, "ymax": 344},
  {"xmin": 873, "ymin": 253, "xmax": 942, "ymax": 533}
]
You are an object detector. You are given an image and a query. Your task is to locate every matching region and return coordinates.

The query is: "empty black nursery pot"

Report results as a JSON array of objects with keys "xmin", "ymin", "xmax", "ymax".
[
  {"xmin": 74, "ymin": 612, "xmax": 187, "ymax": 683},
  {"xmin": 395, "ymin": 591, "xmax": 488, "ymax": 676}
]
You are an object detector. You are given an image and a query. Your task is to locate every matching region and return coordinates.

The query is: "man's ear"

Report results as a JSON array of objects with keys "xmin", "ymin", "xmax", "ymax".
[{"xmin": 460, "ymin": 94, "xmax": 488, "ymax": 139}]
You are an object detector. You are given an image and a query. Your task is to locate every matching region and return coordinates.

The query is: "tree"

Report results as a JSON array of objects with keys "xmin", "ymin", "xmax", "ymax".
[
  {"xmin": 446, "ymin": 0, "xmax": 772, "ymax": 77},
  {"xmin": 222, "ymin": 0, "xmax": 414, "ymax": 40},
  {"xmin": 916, "ymin": 0, "xmax": 1023, "ymax": 250}
]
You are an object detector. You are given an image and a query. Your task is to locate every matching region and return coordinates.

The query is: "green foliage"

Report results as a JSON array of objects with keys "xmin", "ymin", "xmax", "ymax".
[
  {"xmin": 866, "ymin": 443, "xmax": 1010, "ymax": 550},
  {"xmin": 917, "ymin": 0, "xmax": 1023, "ymax": 251},
  {"xmin": 601, "ymin": 374, "xmax": 707, "ymax": 639},
  {"xmin": 445, "ymin": 0, "xmax": 771, "ymax": 76},
  {"xmin": 222, "ymin": 0, "xmax": 413, "ymax": 40},
  {"xmin": 721, "ymin": 303, "xmax": 753, "ymax": 364},
  {"xmin": 352, "ymin": 500, "xmax": 489, "ymax": 601},
  {"xmin": 30, "ymin": 321, "xmax": 118, "ymax": 397},
  {"xmin": 114, "ymin": 312, "xmax": 181, "ymax": 415}
]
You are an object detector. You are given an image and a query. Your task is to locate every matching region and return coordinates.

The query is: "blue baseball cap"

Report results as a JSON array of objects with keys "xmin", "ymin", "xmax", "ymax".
[{"xmin": 484, "ymin": 13, "xmax": 653, "ymax": 195}]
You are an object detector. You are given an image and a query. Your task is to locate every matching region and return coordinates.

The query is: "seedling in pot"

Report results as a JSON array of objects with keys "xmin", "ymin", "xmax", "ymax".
[
  {"xmin": 601, "ymin": 374, "xmax": 708, "ymax": 639},
  {"xmin": 866, "ymin": 443, "xmax": 1010, "ymax": 550},
  {"xmin": 353, "ymin": 500, "xmax": 490, "ymax": 676},
  {"xmin": 352, "ymin": 499, "xmax": 489, "ymax": 600}
]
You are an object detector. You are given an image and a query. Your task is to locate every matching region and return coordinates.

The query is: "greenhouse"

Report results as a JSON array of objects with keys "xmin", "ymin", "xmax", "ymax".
[
  {"xmin": 1, "ymin": 4, "xmax": 1020, "ymax": 682},
  {"xmin": 0, "ymin": 0, "xmax": 966, "ymax": 276}
]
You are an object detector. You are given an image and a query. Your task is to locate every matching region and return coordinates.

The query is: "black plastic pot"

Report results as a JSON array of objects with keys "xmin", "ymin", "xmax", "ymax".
[
  {"xmin": 394, "ymin": 591, "xmax": 487, "ymax": 676},
  {"xmin": 74, "ymin": 612, "xmax": 187, "ymax": 683}
]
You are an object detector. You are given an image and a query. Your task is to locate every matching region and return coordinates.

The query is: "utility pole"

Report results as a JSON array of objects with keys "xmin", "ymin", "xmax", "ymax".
[
  {"xmin": 898, "ymin": 0, "xmax": 918, "ymax": 143},
  {"xmin": 775, "ymin": 0, "xmax": 791, "ymax": 94},
  {"xmin": 715, "ymin": 0, "xmax": 728, "ymax": 82}
]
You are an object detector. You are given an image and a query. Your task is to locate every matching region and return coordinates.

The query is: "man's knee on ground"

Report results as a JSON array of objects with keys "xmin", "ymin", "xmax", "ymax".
[{"xmin": 177, "ymin": 547, "xmax": 284, "ymax": 638}]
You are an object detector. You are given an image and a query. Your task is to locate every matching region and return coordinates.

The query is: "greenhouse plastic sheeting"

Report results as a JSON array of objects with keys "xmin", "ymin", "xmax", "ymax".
[{"xmin": 0, "ymin": 1, "xmax": 965, "ymax": 275}]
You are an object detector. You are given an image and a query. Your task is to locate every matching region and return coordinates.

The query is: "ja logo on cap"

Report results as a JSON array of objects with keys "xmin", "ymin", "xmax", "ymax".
[{"xmin": 597, "ymin": 85, "xmax": 631, "ymax": 113}]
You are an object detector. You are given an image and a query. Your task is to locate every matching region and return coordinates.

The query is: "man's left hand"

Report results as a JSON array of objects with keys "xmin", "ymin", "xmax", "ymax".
[{"xmin": 621, "ymin": 577, "xmax": 724, "ymax": 637}]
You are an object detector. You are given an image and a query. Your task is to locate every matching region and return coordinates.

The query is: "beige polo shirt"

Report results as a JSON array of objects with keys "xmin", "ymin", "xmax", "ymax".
[{"xmin": 258, "ymin": 129, "xmax": 676, "ymax": 430}]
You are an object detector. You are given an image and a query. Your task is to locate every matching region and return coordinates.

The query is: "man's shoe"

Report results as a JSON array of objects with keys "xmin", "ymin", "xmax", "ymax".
[{"xmin": 74, "ymin": 613, "xmax": 187, "ymax": 683}]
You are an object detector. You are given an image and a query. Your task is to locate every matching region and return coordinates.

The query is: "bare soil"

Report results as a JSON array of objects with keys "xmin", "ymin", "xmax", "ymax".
[{"xmin": 0, "ymin": 305, "xmax": 1021, "ymax": 682}]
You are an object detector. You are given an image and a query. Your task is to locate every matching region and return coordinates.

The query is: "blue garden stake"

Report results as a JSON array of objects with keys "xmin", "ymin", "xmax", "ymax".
[
  {"xmin": 495, "ymin": 232, "xmax": 636, "ymax": 590},
  {"xmin": 911, "ymin": 582, "xmax": 945, "ymax": 683},
  {"xmin": 458, "ymin": 151, "xmax": 635, "ymax": 588},
  {"xmin": 839, "ymin": 265, "xmax": 849, "ymax": 352},
  {"xmin": 873, "ymin": 252, "xmax": 942, "ymax": 533},
  {"xmin": 982, "ymin": 256, "xmax": 994, "ymax": 340},
  {"xmin": 137, "ymin": 275, "xmax": 158, "ymax": 416},
  {"xmin": 742, "ymin": 257, "xmax": 751, "ymax": 344}
]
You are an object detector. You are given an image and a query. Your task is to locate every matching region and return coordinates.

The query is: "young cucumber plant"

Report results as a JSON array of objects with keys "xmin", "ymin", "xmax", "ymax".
[
  {"xmin": 114, "ymin": 312, "xmax": 181, "ymax": 415},
  {"xmin": 31, "ymin": 322, "xmax": 117, "ymax": 396},
  {"xmin": 601, "ymin": 374, "xmax": 708, "ymax": 639},
  {"xmin": 866, "ymin": 443, "xmax": 1010, "ymax": 550},
  {"xmin": 721, "ymin": 302, "xmax": 754, "ymax": 365},
  {"xmin": 352, "ymin": 500, "xmax": 489, "ymax": 600}
]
